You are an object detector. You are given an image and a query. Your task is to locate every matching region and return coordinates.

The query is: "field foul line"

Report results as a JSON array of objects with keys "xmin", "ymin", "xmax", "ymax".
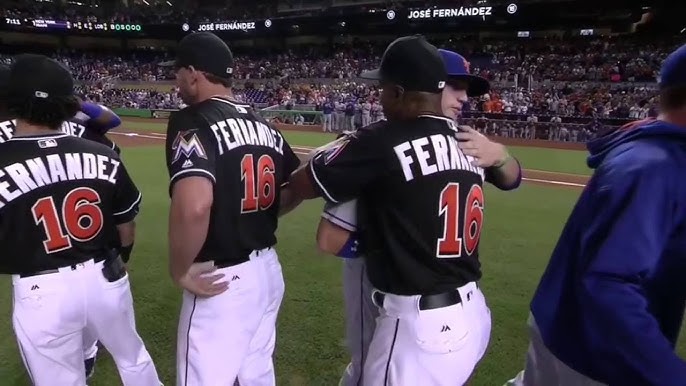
[{"xmin": 111, "ymin": 131, "xmax": 587, "ymax": 188}]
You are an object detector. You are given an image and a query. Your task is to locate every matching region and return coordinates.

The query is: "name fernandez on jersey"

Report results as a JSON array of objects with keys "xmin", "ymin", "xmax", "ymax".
[
  {"xmin": 0, "ymin": 152, "xmax": 120, "ymax": 209},
  {"xmin": 209, "ymin": 117, "xmax": 285, "ymax": 156},
  {"xmin": 394, "ymin": 133, "xmax": 485, "ymax": 182},
  {"xmin": 0, "ymin": 118, "xmax": 86, "ymax": 143}
]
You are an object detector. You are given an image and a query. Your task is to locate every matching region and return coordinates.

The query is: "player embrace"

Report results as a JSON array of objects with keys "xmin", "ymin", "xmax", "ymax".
[
  {"xmin": 315, "ymin": 47, "xmax": 522, "ymax": 386},
  {"xmin": 0, "ymin": 54, "xmax": 160, "ymax": 385},
  {"xmin": 284, "ymin": 36, "xmax": 513, "ymax": 385}
]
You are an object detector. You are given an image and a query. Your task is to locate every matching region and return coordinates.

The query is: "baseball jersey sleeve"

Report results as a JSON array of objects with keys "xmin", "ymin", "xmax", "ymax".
[
  {"xmin": 165, "ymin": 111, "xmax": 217, "ymax": 190},
  {"xmin": 112, "ymin": 160, "xmax": 142, "ymax": 224},
  {"xmin": 306, "ymin": 129, "xmax": 384, "ymax": 204},
  {"xmin": 321, "ymin": 200, "xmax": 357, "ymax": 232}
]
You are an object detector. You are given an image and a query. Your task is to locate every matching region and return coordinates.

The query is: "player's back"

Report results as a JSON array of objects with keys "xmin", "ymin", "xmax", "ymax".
[
  {"xmin": 0, "ymin": 133, "xmax": 128, "ymax": 274},
  {"xmin": 530, "ymin": 120, "xmax": 686, "ymax": 384},
  {"xmin": 166, "ymin": 96, "xmax": 300, "ymax": 266},
  {"xmin": 350, "ymin": 115, "xmax": 485, "ymax": 295}
]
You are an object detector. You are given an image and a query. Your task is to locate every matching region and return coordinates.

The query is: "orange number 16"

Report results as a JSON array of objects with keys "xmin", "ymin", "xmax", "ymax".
[
  {"xmin": 32, "ymin": 187, "xmax": 104, "ymax": 254},
  {"xmin": 241, "ymin": 154, "xmax": 276, "ymax": 213},
  {"xmin": 436, "ymin": 183, "xmax": 485, "ymax": 258}
]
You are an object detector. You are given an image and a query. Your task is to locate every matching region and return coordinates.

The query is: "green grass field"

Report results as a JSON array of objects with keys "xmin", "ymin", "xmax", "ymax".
[{"xmin": 0, "ymin": 128, "xmax": 680, "ymax": 385}]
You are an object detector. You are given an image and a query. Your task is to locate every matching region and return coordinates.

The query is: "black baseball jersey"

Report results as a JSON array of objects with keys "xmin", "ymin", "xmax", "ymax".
[
  {"xmin": 0, "ymin": 113, "xmax": 15, "ymax": 143},
  {"xmin": 0, "ymin": 112, "xmax": 120, "ymax": 154},
  {"xmin": 0, "ymin": 133, "xmax": 141, "ymax": 275},
  {"xmin": 307, "ymin": 115, "xmax": 486, "ymax": 296},
  {"xmin": 165, "ymin": 96, "xmax": 300, "ymax": 265}
]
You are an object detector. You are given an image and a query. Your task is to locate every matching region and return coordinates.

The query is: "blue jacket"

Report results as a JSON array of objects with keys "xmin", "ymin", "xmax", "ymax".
[{"xmin": 531, "ymin": 119, "xmax": 686, "ymax": 386}]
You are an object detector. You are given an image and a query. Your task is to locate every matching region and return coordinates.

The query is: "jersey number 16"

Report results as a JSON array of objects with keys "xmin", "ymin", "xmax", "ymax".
[
  {"xmin": 241, "ymin": 154, "xmax": 276, "ymax": 213},
  {"xmin": 32, "ymin": 187, "xmax": 104, "ymax": 254},
  {"xmin": 436, "ymin": 183, "xmax": 485, "ymax": 258}
]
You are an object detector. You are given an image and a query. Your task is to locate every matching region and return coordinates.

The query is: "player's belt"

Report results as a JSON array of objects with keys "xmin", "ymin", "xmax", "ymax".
[
  {"xmin": 373, "ymin": 284, "xmax": 479, "ymax": 311},
  {"xmin": 19, "ymin": 261, "xmax": 93, "ymax": 278},
  {"xmin": 214, "ymin": 247, "xmax": 272, "ymax": 269}
]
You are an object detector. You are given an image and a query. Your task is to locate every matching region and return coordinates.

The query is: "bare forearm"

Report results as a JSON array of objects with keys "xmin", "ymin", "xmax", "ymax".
[
  {"xmin": 488, "ymin": 156, "xmax": 522, "ymax": 190},
  {"xmin": 169, "ymin": 208, "xmax": 210, "ymax": 283},
  {"xmin": 116, "ymin": 221, "xmax": 135, "ymax": 247},
  {"xmin": 279, "ymin": 187, "xmax": 304, "ymax": 217}
]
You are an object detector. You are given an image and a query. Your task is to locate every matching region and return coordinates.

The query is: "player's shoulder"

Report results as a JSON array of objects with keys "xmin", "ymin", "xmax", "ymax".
[
  {"xmin": 606, "ymin": 137, "xmax": 675, "ymax": 169},
  {"xmin": 338, "ymin": 120, "xmax": 389, "ymax": 141},
  {"xmin": 62, "ymin": 135, "xmax": 120, "ymax": 158}
]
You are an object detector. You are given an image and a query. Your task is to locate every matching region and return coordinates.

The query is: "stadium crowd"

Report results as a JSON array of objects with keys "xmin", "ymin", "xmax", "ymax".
[{"xmin": 2, "ymin": 33, "xmax": 678, "ymax": 142}]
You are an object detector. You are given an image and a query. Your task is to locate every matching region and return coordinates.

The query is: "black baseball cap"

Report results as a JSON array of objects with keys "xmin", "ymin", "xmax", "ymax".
[
  {"xmin": 160, "ymin": 32, "xmax": 234, "ymax": 79},
  {"xmin": 360, "ymin": 35, "xmax": 447, "ymax": 94},
  {"xmin": 7, "ymin": 54, "xmax": 74, "ymax": 100}
]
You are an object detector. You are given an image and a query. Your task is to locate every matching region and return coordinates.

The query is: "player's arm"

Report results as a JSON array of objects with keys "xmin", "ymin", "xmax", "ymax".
[
  {"xmin": 80, "ymin": 102, "xmax": 121, "ymax": 133},
  {"xmin": 317, "ymin": 201, "xmax": 359, "ymax": 258},
  {"xmin": 165, "ymin": 113, "xmax": 225, "ymax": 296},
  {"xmin": 484, "ymin": 154, "xmax": 522, "ymax": 191},
  {"xmin": 577, "ymin": 156, "xmax": 686, "ymax": 384},
  {"xmin": 287, "ymin": 130, "xmax": 383, "ymax": 203},
  {"xmin": 111, "ymin": 159, "xmax": 142, "ymax": 264},
  {"xmin": 278, "ymin": 137, "xmax": 303, "ymax": 217}
]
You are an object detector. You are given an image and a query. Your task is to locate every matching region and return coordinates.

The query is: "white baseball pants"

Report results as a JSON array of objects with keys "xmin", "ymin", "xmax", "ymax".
[
  {"xmin": 340, "ymin": 258, "xmax": 378, "ymax": 386},
  {"xmin": 363, "ymin": 281, "xmax": 491, "ymax": 386},
  {"xmin": 177, "ymin": 247, "xmax": 284, "ymax": 386},
  {"xmin": 12, "ymin": 259, "xmax": 161, "ymax": 386}
]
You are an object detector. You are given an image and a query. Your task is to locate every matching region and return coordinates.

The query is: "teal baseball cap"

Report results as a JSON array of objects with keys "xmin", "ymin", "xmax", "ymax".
[
  {"xmin": 438, "ymin": 49, "xmax": 490, "ymax": 97},
  {"xmin": 659, "ymin": 43, "xmax": 686, "ymax": 90}
]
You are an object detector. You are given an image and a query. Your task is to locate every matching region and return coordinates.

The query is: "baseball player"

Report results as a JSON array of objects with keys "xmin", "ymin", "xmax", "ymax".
[
  {"xmin": 0, "ymin": 63, "xmax": 124, "ymax": 380},
  {"xmin": 316, "ymin": 48, "xmax": 522, "ymax": 386},
  {"xmin": 0, "ymin": 64, "xmax": 121, "ymax": 153},
  {"xmin": 284, "ymin": 35, "xmax": 500, "ymax": 385},
  {"xmin": 0, "ymin": 54, "xmax": 160, "ymax": 386},
  {"xmin": 161, "ymin": 32, "xmax": 300, "ymax": 386},
  {"xmin": 506, "ymin": 44, "xmax": 686, "ymax": 386}
]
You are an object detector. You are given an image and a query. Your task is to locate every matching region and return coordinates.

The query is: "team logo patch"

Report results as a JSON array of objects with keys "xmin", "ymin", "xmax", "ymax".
[
  {"xmin": 171, "ymin": 130, "xmax": 207, "ymax": 164},
  {"xmin": 322, "ymin": 138, "xmax": 350, "ymax": 165}
]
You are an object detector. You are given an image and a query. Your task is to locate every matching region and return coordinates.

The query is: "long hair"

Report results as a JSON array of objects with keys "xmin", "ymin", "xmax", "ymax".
[{"xmin": 6, "ymin": 94, "xmax": 80, "ymax": 130}]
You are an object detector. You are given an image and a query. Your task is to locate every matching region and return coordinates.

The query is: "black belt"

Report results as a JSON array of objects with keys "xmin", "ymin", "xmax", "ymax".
[
  {"xmin": 373, "ymin": 284, "xmax": 478, "ymax": 311},
  {"xmin": 19, "ymin": 261, "xmax": 91, "ymax": 278},
  {"xmin": 214, "ymin": 247, "xmax": 271, "ymax": 269}
]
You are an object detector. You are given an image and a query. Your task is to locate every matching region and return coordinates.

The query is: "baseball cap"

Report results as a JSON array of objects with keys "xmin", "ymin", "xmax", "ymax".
[
  {"xmin": 439, "ymin": 49, "xmax": 490, "ymax": 97},
  {"xmin": 659, "ymin": 43, "xmax": 686, "ymax": 90},
  {"xmin": 360, "ymin": 35, "xmax": 447, "ymax": 94},
  {"xmin": 7, "ymin": 54, "xmax": 74, "ymax": 100},
  {"xmin": 160, "ymin": 32, "xmax": 234, "ymax": 79}
]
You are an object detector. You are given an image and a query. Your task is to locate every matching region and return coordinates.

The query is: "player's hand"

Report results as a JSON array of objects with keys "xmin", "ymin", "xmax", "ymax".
[
  {"xmin": 455, "ymin": 126, "xmax": 508, "ymax": 168},
  {"xmin": 178, "ymin": 263, "xmax": 229, "ymax": 297}
]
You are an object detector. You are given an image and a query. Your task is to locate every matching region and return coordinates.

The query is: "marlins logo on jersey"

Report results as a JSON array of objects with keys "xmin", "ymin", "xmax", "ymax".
[
  {"xmin": 171, "ymin": 129, "xmax": 208, "ymax": 164},
  {"xmin": 316, "ymin": 136, "xmax": 351, "ymax": 165}
]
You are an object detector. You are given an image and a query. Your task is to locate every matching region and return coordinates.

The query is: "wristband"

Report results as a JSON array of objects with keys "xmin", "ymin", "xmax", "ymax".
[
  {"xmin": 119, "ymin": 243, "xmax": 134, "ymax": 263},
  {"xmin": 81, "ymin": 102, "xmax": 122, "ymax": 132},
  {"xmin": 493, "ymin": 152, "xmax": 511, "ymax": 169},
  {"xmin": 336, "ymin": 234, "xmax": 360, "ymax": 259}
]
